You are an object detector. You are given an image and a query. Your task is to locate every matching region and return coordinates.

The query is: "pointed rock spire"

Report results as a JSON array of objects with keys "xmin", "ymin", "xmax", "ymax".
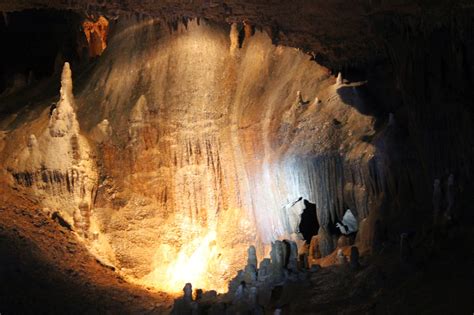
[
  {"xmin": 296, "ymin": 90, "xmax": 303, "ymax": 104},
  {"xmin": 229, "ymin": 23, "xmax": 239, "ymax": 55},
  {"xmin": 312, "ymin": 96, "xmax": 320, "ymax": 106},
  {"xmin": 60, "ymin": 62, "xmax": 74, "ymax": 104},
  {"xmin": 336, "ymin": 72, "xmax": 343, "ymax": 85},
  {"xmin": 49, "ymin": 62, "xmax": 78, "ymax": 137}
]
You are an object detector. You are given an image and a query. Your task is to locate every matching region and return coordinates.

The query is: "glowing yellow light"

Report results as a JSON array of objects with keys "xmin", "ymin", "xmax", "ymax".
[{"xmin": 140, "ymin": 230, "xmax": 228, "ymax": 294}]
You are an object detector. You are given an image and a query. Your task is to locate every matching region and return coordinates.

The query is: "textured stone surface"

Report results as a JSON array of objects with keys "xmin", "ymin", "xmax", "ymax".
[
  {"xmin": 0, "ymin": 18, "xmax": 378, "ymax": 292},
  {"xmin": 1, "ymin": 1, "xmax": 472, "ymax": 69}
]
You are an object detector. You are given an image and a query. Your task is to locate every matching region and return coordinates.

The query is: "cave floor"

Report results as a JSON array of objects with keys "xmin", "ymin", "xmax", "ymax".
[
  {"xmin": 290, "ymin": 229, "xmax": 474, "ymax": 314},
  {"xmin": 1, "ymin": 188, "xmax": 472, "ymax": 315},
  {"xmin": 0, "ymin": 191, "xmax": 174, "ymax": 314}
]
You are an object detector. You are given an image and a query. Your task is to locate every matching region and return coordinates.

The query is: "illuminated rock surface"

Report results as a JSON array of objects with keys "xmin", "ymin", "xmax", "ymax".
[
  {"xmin": 0, "ymin": 3, "xmax": 473, "ymax": 314},
  {"xmin": 1, "ymin": 19, "xmax": 377, "ymax": 293}
]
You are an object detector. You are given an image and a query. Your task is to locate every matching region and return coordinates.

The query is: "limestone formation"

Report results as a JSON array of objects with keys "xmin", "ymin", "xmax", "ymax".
[
  {"xmin": 1, "ymin": 20, "xmax": 378, "ymax": 294},
  {"xmin": 243, "ymin": 263, "xmax": 257, "ymax": 284},
  {"xmin": 318, "ymin": 227, "xmax": 335, "ymax": 257},
  {"xmin": 349, "ymin": 246, "xmax": 360, "ymax": 270},
  {"xmin": 234, "ymin": 281, "xmax": 248, "ymax": 302},
  {"xmin": 171, "ymin": 283, "xmax": 196, "ymax": 315},
  {"xmin": 337, "ymin": 235, "xmax": 351, "ymax": 247},
  {"xmin": 49, "ymin": 62, "xmax": 77, "ymax": 138},
  {"xmin": 287, "ymin": 241, "xmax": 299, "ymax": 272},
  {"xmin": 335, "ymin": 209, "xmax": 358, "ymax": 235},
  {"xmin": 257, "ymin": 258, "xmax": 271, "ymax": 283},
  {"xmin": 296, "ymin": 91, "xmax": 304, "ymax": 105},
  {"xmin": 194, "ymin": 289, "xmax": 203, "ymax": 301},
  {"xmin": 27, "ymin": 134, "xmax": 37, "ymax": 150},
  {"xmin": 79, "ymin": 202, "xmax": 91, "ymax": 237},
  {"xmin": 336, "ymin": 249, "xmax": 347, "ymax": 265},
  {"xmin": 336, "ymin": 72, "xmax": 343, "ymax": 85},
  {"xmin": 247, "ymin": 245, "xmax": 257, "ymax": 270},
  {"xmin": 312, "ymin": 96, "xmax": 321, "ymax": 107},
  {"xmin": 244, "ymin": 245, "xmax": 258, "ymax": 283},
  {"xmin": 73, "ymin": 209, "xmax": 84, "ymax": 233},
  {"xmin": 92, "ymin": 119, "xmax": 112, "ymax": 143},
  {"xmin": 249, "ymin": 286, "xmax": 258, "ymax": 305},
  {"xmin": 270, "ymin": 241, "xmax": 285, "ymax": 283},
  {"xmin": 309, "ymin": 235, "xmax": 322, "ymax": 260},
  {"xmin": 229, "ymin": 22, "xmax": 239, "ymax": 55},
  {"xmin": 128, "ymin": 95, "xmax": 149, "ymax": 144},
  {"xmin": 92, "ymin": 231, "xmax": 99, "ymax": 241},
  {"xmin": 243, "ymin": 22, "xmax": 253, "ymax": 41},
  {"xmin": 183, "ymin": 283, "xmax": 193, "ymax": 302}
]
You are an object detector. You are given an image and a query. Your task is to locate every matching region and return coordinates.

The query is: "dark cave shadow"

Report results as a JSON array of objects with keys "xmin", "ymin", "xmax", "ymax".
[
  {"xmin": 299, "ymin": 199, "xmax": 320, "ymax": 243},
  {"xmin": 336, "ymin": 84, "xmax": 388, "ymax": 131}
]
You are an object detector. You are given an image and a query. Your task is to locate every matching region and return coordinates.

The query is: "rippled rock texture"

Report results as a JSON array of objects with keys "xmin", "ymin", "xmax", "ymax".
[{"xmin": 0, "ymin": 18, "xmax": 379, "ymax": 292}]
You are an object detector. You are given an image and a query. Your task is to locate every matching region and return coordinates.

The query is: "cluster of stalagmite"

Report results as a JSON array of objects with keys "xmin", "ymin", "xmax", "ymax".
[{"xmin": 171, "ymin": 238, "xmax": 363, "ymax": 313}]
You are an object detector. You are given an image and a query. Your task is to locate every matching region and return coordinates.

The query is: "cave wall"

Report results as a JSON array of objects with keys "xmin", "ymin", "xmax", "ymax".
[
  {"xmin": 0, "ymin": 0, "xmax": 473, "ymax": 295},
  {"xmin": 0, "ymin": 17, "xmax": 380, "ymax": 291}
]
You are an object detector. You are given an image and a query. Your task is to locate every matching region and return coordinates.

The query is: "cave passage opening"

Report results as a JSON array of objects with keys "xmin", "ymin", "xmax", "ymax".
[{"xmin": 298, "ymin": 199, "xmax": 319, "ymax": 243}]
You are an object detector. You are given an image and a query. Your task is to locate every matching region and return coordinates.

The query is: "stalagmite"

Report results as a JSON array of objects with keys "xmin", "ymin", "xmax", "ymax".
[
  {"xmin": 27, "ymin": 134, "xmax": 37, "ymax": 150},
  {"xmin": 318, "ymin": 227, "xmax": 334, "ymax": 257},
  {"xmin": 336, "ymin": 249, "xmax": 347, "ymax": 265},
  {"xmin": 270, "ymin": 241, "xmax": 285, "ymax": 283},
  {"xmin": 350, "ymin": 246, "xmax": 360, "ymax": 270},
  {"xmin": 49, "ymin": 62, "xmax": 78, "ymax": 137},
  {"xmin": 309, "ymin": 235, "xmax": 321, "ymax": 260},
  {"xmin": 244, "ymin": 245, "xmax": 258, "ymax": 283},
  {"xmin": 229, "ymin": 22, "xmax": 239, "ymax": 55},
  {"xmin": 247, "ymin": 245, "xmax": 257, "ymax": 269},
  {"xmin": 244, "ymin": 22, "xmax": 253, "ymax": 40},
  {"xmin": 92, "ymin": 119, "xmax": 112, "ymax": 143},
  {"xmin": 336, "ymin": 72, "xmax": 343, "ymax": 85},
  {"xmin": 183, "ymin": 283, "xmax": 193, "ymax": 302},
  {"xmin": 171, "ymin": 283, "xmax": 196, "ymax": 314},
  {"xmin": 312, "ymin": 96, "xmax": 320, "ymax": 106},
  {"xmin": 296, "ymin": 90, "xmax": 303, "ymax": 104},
  {"xmin": 287, "ymin": 241, "xmax": 299, "ymax": 272},
  {"xmin": 257, "ymin": 259, "xmax": 271, "ymax": 282}
]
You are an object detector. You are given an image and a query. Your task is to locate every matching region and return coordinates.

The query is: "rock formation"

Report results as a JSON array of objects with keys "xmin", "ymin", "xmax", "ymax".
[{"xmin": 3, "ymin": 63, "xmax": 99, "ymax": 236}]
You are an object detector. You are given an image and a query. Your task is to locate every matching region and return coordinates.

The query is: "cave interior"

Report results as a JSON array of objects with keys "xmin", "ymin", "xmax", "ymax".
[{"xmin": 0, "ymin": 1, "xmax": 473, "ymax": 314}]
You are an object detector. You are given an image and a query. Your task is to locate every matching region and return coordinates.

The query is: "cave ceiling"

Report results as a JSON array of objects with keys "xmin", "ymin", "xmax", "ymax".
[{"xmin": 1, "ymin": 0, "xmax": 472, "ymax": 69}]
